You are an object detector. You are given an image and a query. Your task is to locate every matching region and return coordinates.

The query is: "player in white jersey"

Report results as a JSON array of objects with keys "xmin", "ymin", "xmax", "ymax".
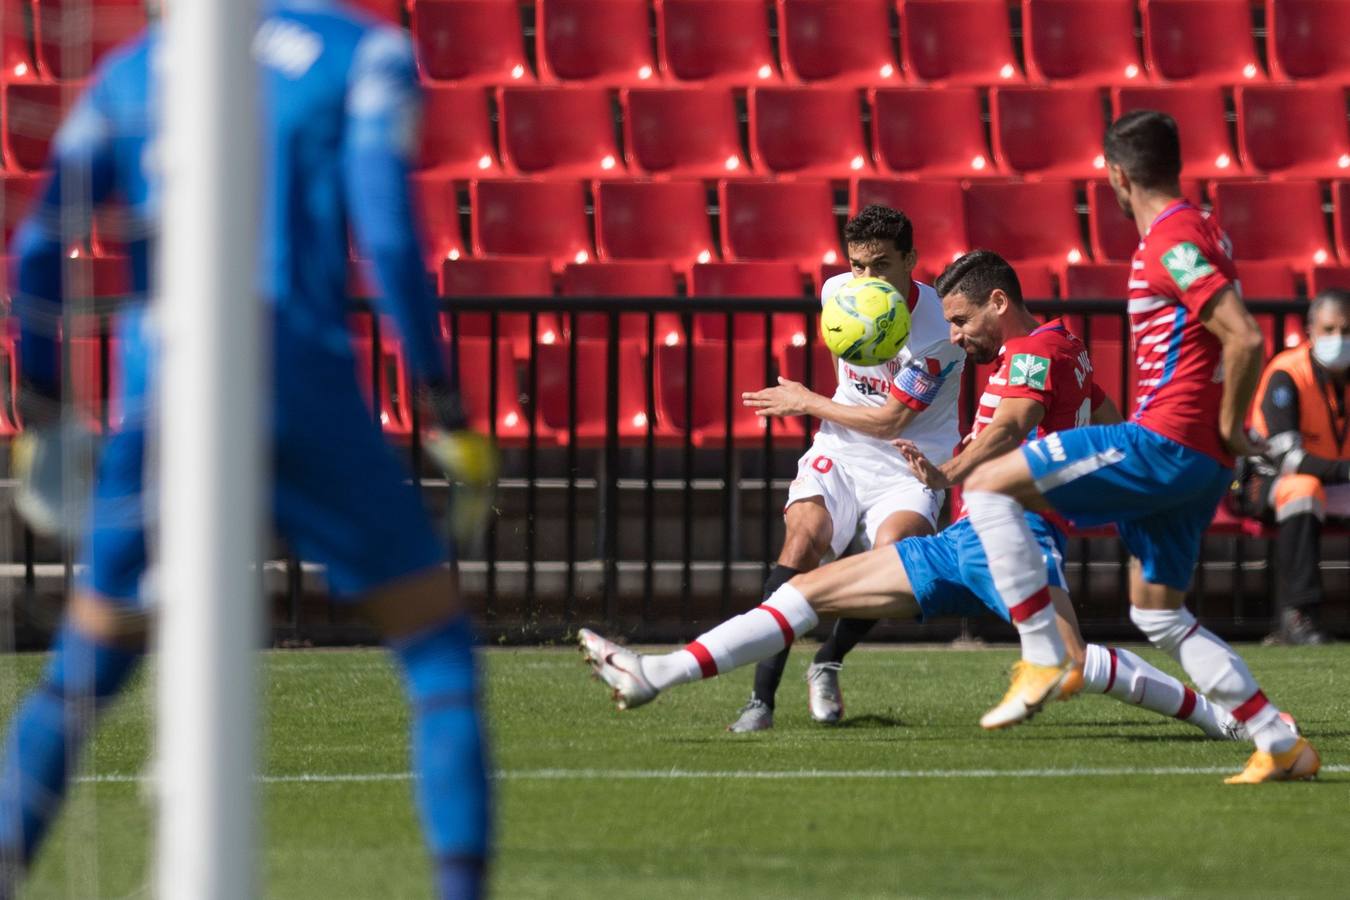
[{"xmin": 726, "ymin": 205, "xmax": 965, "ymax": 732}]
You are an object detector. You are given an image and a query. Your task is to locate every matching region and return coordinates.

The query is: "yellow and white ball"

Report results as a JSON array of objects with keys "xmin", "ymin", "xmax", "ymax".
[{"xmin": 820, "ymin": 277, "xmax": 911, "ymax": 366}]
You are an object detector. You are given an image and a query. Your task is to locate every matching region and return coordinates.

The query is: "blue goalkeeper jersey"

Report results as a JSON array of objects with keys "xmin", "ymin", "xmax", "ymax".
[{"xmin": 10, "ymin": 0, "xmax": 444, "ymax": 397}]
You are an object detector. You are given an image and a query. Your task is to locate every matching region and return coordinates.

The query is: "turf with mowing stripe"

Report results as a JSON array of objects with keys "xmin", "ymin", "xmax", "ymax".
[{"xmin": 5, "ymin": 644, "xmax": 1348, "ymax": 898}]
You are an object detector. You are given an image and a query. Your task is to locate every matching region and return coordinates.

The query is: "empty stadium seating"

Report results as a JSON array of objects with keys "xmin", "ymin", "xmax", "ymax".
[
  {"xmin": 1309, "ymin": 265, "xmax": 1350, "ymax": 295},
  {"xmin": 455, "ymin": 337, "xmax": 539, "ymax": 444},
  {"xmin": 656, "ymin": 340, "xmax": 799, "ymax": 445},
  {"xmin": 498, "ymin": 86, "xmax": 623, "ymax": 178},
  {"xmin": 656, "ymin": 0, "xmax": 779, "ymax": 85},
  {"xmin": 412, "ymin": 0, "xmax": 532, "ymax": 85},
  {"xmin": 536, "ymin": 0, "xmax": 658, "ymax": 85},
  {"xmin": 440, "ymin": 256, "xmax": 561, "ymax": 357},
  {"xmin": 622, "ymin": 87, "xmax": 749, "ymax": 179},
  {"xmin": 2, "ymin": 0, "xmax": 33, "ymax": 80},
  {"xmin": 1142, "ymin": 0, "xmax": 1264, "ymax": 84},
  {"xmin": 559, "ymin": 260, "xmax": 682, "ymax": 346},
  {"xmin": 689, "ymin": 261, "xmax": 806, "ymax": 299},
  {"xmin": 899, "ymin": 0, "xmax": 1021, "ymax": 85},
  {"xmin": 1063, "ymin": 263, "xmax": 1131, "ymax": 299},
  {"xmin": 1, "ymin": 170, "xmax": 38, "ymax": 244},
  {"xmin": 1087, "ymin": 179, "xmax": 1204, "ymax": 261},
  {"xmin": 348, "ymin": 312, "xmax": 413, "ymax": 436},
  {"xmin": 1266, "ymin": 0, "xmax": 1350, "ymax": 82},
  {"xmin": 1023, "ymin": 0, "xmax": 1145, "ymax": 84},
  {"xmin": 850, "ymin": 179, "xmax": 967, "ymax": 281},
  {"xmin": 35, "ymin": 0, "xmax": 146, "ymax": 81},
  {"xmin": 471, "ymin": 179, "xmax": 594, "ymax": 270},
  {"xmin": 777, "ymin": 0, "xmax": 900, "ymax": 85},
  {"xmin": 1236, "ymin": 85, "xmax": 1350, "ymax": 179},
  {"xmin": 537, "ymin": 339, "xmax": 661, "ymax": 443},
  {"xmin": 1113, "ymin": 86, "xmax": 1240, "ymax": 179},
  {"xmin": 719, "ymin": 180, "xmax": 841, "ymax": 276},
  {"xmin": 418, "ymin": 85, "xmax": 501, "ymax": 178},
  {"xmin": 409, "ymin": 173, "xmax": 467, "ymax": 264},
  {"xmin": 964, "ymin": 181, "xmax": 1086, "ymax": 270},
  {"xmin": 991, "ymin": 87, "xmax": 1106, "ymax": 179},
  {"xmin": 593, "ymin": 179, "xmax": 716, "ymax": 273},
  {"xmin": 748, "ymin": 87, "xmax": 871, "ymax": 178},
  {"xmin": 870, "ymin": 87, "xmax": 995, "ymax": 179},
  {"xmin": 1236, "ymin": 261, "xmax": 1299, "ymax": 299},
  {"xmin": 775, "ymin": 339, "xmax": 836, "ymax": 400},
  {"xmin": 1335, "ymin": 181, "xmax": 1350, "ymax": 262},
  {"xmin": 3, "ymin": 82, "xmax": 66, "ymax": 171},
  {"xmin": 1211, "ymin": 180, "xmax": 1334, "ymax": 266}
]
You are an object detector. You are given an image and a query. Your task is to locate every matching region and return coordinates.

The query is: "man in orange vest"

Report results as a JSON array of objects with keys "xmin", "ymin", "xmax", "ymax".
[{"xmin": 1247, "ymin": 289, "xmax": 1350, "ymax": 644}]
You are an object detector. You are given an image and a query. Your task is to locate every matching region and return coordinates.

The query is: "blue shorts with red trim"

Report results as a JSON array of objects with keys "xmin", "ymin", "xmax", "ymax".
[
  {"xmin": 895, "ymin": 515, "xmax": 1067, "ymax": 623},
  {"xmin": 1019, "ymin": 421, "xmax": 1231, "ymax": 591}
]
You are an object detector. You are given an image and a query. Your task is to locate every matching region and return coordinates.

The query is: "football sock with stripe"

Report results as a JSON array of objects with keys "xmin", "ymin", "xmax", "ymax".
[
  {"xmin": 750, "ymin": 565, "xmax": 800, "ymax": 709},
  {"xmin": 1129, "ymin": 606, "xmax": 1296, "ymax": 753},
  {"xmin": 1081, "ymin": 644, "xmax": 1231, "ymax": 738},
  {"xmin": 963, "ymin": 490, "xmax": 1066, "ymax": 666},
  {"xmin": 641, "ymin": 585, "xmax": 819, "ymax": 690},
  {"xmin": 389, "ymin": 615, "xmax": 490, "ymax": 900},
  {"xmin": 814, "ymin": 618, "xmax": 878, "ymax": 666},
  {"xmin": 0, "ymin": 622, "xmax": 140, "ymax": 867}
]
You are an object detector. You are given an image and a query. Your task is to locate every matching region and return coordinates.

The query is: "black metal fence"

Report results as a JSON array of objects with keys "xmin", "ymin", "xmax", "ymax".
[{"xmin": 8, "ymin": 297, "xmax": 1348, "ymax": 647}]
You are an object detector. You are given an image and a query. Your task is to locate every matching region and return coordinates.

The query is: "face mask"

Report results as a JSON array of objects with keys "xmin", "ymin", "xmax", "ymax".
[{"xmin": 1312, "ymin": 335, "xmax": 1350, "ymax": 372}]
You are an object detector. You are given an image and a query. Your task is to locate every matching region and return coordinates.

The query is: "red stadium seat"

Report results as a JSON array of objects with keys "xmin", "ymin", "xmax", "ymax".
[
  {"xmin": 1063, "ymin": 263, "xmax": 1131, "ymax": 299},
  {"xmin": 418, "ymin": 86, "xmax": 500, "ymax": 178},
  {"xmin": 593, "ymin": 179, "xmax": 716, "ymax": 273},
  {"xmin": 1015, "ymin": 264, "xmax": 1058, "ymax": 300},
  {"xmin": 537, "ymin": 340, "xmax": 664, "ymax": 444},
  {"xmin": 560, "ymin": 260, "xmax": 682, "ymax": 347},
  {"xmin": 536, "ymin": 0, "xmax": 659, "ymax": 85},
  {"xmin": 412, "ymin": 0, "xmax": 532, "ymax": 85},
  {"xmin": 777, "ymin": 0, "xmax": 901, "ymax": 85},
  {"xmin": 719, "ymin": 180, "xmax": 842, "ymax": 276},
  {"xmin": 497, "ymin": 87, "xmax": 623, "ymax": 178},
  {"xmin": 440, "ymin": 256, "xmax": 561, "ymax": 358},
  {"xmin": 748, "ymin": 87, "xmax": 871, "ymax": 178},
  {"xmin": 1308, "ymin": 265, "xmax": 1350, "ymax": 295},
  {"xmin": 1087, "ymin": 179, "xmax": 1204, "ymax": 262},
  {"xmin": 621, "ymin": 87, "xmax": 750, "ymax": 179},
  {"xmin": 656, "ymin": 0, "xmax": 779, "ymax": 85},
  {"xmin": 1237, "ymin": 261, "xmax": 1299, "ymax": 299},
  {"xmin": 2, "ymin": 0, "xmax": 35, "ymax": 80},
  {"xmin": 1023, "ymin": 0, "xmax": 1145, "ymax": 85},
  {"xmin": 35, "ymin": 0, "xmax": 146, "ymax": 81},
  {"xmin": 1236, "ymin": 85, "xmax": 1350, "ymax": 179},
  {"xmin": 899, "ymin": 0, "xmax": 1021, "ymax": 85},
  {"xmin": 775, "ymin": 339, "xmax": 836, "ymax": 399},
  {"xmin": 455, "ymin": 337, "xmax": 538, "ymax": 444},
  {"xmin": 689, "ymin": 260, "xmax": 809, "ymax": 345},
  {"xmin": 1142, "ymin": 0, "xmax": 1263, "ymax": 84},
  {"xmin": 850, "ymin": 179, "xmax": 967, "ymax": 281},
  {"xmin": 1211, "ymin": 180, "xmax": 1334, "ymax": 266},
  {"xmin": 1267, "ymin": 0, "xmax": 1350, "ymax": 82},
  {"xmin": 656, "ymin": 340, "xmax": 800, "ymax": 445},
  {"xmin": 348, "ymin": 312, "xmax": 414, "ymax": 437},
  {"xmin": 870, "ymin": 87, "xmax": 996, "ymax": 179},
  {"xmin": 471, "ymin": 180, "xmax": 593, "ymax": 271},
  {"xmin": 964, "ymin": 182, "xmax": 1086, "ymax": 269},
  {"xmin": 1334, "ymin": 181, "xmax": 1350, "ymax": 262},
  {"xmin": 3, "ymin": 82, "xmax": 68, "ymax": 172},
  {"xmin": 1, "ymin": 171, "xmax": 38, "ymax": 244},
  {"xmin": 990, "ymin": 87, "xmax": 1106, "ymax": 179},
  {"xmin": 1113, "ymin": 87, "xmax": 1240, "ymax": 180},
  {"xmin": 409, "ymin": 173, "xmax": 467, "ymax": 265}
]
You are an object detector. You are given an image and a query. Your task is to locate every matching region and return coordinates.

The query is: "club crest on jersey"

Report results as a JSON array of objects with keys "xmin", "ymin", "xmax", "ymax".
[
  {"xmin": 1161, "ymin": 242, "xmax": 1215, "ymax": 290},
  {"xmin": 1009, "ymin": 353, "xmax": 1049, "ymax": 390}
]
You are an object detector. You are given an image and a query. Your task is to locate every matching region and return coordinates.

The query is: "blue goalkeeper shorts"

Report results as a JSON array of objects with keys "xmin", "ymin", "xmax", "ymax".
[
  {"xmin": 1019, "ymin": 421, "xmax": 1232, "ymax": 591},
  {"xmin": 895, "ymin": 514, "xmax": 1067, "ymax": 624},
  {"xmin": 83, "ymin": 317, "xmax": 446, "ymax": 603}
]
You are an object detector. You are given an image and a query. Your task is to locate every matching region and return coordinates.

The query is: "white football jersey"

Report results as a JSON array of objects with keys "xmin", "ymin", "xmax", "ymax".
[{"xmin": 814, "ymin": 273, "xmax": 965, "ymax": 470}]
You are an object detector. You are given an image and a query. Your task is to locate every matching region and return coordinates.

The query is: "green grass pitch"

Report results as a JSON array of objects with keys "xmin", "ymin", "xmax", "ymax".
[{"xmin": 6, "ymin": 643, "xmax": 1349, "ymax": 898}]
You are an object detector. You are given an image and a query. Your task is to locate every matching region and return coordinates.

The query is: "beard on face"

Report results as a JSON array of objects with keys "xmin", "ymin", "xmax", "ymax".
[{"xmin": 967, "ymin": 339, "xmax": 997, "ymax": 365}]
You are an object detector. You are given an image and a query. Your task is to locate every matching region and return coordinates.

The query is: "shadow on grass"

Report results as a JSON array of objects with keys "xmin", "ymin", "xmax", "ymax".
[{"xmin": 835, "ymin": 714, "xmax": 906, "ymax": 729}]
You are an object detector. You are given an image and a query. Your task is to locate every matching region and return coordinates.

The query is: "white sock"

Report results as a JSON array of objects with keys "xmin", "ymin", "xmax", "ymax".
[
  {"xmin": 964, "ymin": 490, "xmax": 1065, "ymax": 666},
  {"xmin": 643, "ymin": 585, "xmax": 819, "ymax": 690},
  {"xmin": 1129, "ymin": 606, "xmax": 1297, "ymax": 753},
  {"xmin": 1081, "ymin": 644, "xmax": 1230, "ymax": 739}
]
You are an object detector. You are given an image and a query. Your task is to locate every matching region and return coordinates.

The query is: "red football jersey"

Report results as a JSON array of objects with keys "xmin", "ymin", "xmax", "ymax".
[
  {"xmin": 957, "ymin": 318, "xmax": 1102, "ymax": 522},
  {"xmin": 1127, "ymin": 200, "xmax": 1237, "ymax": 465}
]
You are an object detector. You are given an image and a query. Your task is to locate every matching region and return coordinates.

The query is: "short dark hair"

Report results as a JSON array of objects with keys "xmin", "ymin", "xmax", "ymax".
[
  {"xmin": 934, "ymin": 249, "xmax": 1023, "ymax": 307},
  {"xmin": 844, "ymin": 204, "xmax": 913, "ymax": 253},
  {"xmin": 1309, "ymin": 287, "xmax": 1350, "ymax": 325},
  {"xmin": 1103, "ymin": 110, "xmax": 1183, "ymax": 190}
]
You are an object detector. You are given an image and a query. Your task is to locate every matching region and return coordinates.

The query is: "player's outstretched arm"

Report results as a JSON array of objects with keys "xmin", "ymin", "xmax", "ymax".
[
  {"xmin": 742, "ymin": 376, "xmax": 922, "ymax": 439},
  {"xmin": 1201, "ymin": 287, "xmax": 1267, "ymax": 457},
  {"xmin": 897, "ymin": 396, "xmax": 1044, "ymax": 490}
]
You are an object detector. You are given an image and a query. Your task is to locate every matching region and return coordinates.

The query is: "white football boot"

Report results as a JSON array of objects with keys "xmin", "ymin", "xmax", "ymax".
[
  {"xmin": 578, "ymin": 628, "xmax": 658, "ymax": 710},
  {"xmin": 727, "ymin": 697, "xmax": 774, "ymax": 732},
  {"xmin": 806, "ymin": 662, "xmax": 844, "ymax": 723}
]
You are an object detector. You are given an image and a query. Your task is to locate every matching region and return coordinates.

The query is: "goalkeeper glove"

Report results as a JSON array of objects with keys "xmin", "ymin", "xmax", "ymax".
[
  {"xmin": 12, "ymin": 380, "xmax": 97, "ymax": 539},
  {"xmin": 421, "ymin": 379, "xmax": 498, "ymax": 546}
]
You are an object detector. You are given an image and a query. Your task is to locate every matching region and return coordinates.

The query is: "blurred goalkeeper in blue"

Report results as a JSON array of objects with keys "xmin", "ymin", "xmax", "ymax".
[{"xmin": 0, "ymin": 2, "xmax": 494, "ymax": 897}]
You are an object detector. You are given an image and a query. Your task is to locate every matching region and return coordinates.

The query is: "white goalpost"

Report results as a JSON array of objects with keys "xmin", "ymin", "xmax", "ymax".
[{"xmin": 155, "ymin": 0, "xmax": 261, "ymax": 896}]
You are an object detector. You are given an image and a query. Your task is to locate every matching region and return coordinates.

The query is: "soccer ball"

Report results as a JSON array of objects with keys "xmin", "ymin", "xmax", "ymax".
[{"xmin": 820, "ymin": 277, "xmax": 911, "ymax": 366}]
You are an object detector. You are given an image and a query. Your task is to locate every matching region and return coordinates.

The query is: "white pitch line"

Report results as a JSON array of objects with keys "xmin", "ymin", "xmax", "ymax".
[{"xmin": 75, "ymin": 764, "xmax": 1348, "ymax": 785}]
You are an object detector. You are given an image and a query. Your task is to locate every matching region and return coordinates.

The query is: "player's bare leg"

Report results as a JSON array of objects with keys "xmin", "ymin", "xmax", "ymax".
[
  {"xmin": 806, "ymin": 509, "xmax": 934, "ymax": 724},
  {"xmin": 729, "ymin": 498, "xmax": 833, "ymax": 732}
]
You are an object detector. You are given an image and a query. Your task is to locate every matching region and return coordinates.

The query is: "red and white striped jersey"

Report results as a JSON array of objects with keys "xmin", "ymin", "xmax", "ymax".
[{"xmin": 1127, "ymin": 200, "xmax": 1238, "ymax": 465}]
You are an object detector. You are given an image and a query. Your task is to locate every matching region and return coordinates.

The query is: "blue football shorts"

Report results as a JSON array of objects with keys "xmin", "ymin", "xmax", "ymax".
[
  {"xmin": 83, "ymin": 327, "xmax": 446, "ymax": 604},
  {"xmin": 895, "ymin": 514, "xmax": 1067, "ymax": 623},
  {"xmin": 1019, "ymin": 421, "xmax": 1232, "ymax": 591}
]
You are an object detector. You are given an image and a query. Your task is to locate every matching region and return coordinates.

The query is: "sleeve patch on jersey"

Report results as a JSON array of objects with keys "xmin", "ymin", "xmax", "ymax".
[
  {"xmin": 1161, "ymin": 242, "xmax": 1215, "ymax": 291},
  {"xmin": 1008, "ymin": 353, "xmax": 1050, "ymax": 390},
  {"xmin": 894, "ymin": 358, "xmax": 952, "ymax": 408}
]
